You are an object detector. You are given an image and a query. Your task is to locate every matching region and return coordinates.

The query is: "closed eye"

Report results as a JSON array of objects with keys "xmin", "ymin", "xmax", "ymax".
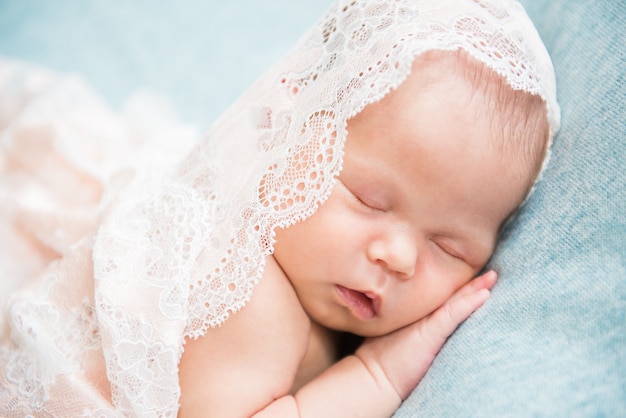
[
  {"xmin": 433, "ymin": 240, "xmax": 466, "ymax": 262},
  {"xmin": 339, "ymin": 179, "xmax": 385, "ymax": 212},
  {"xmin": 352, "ymin": 190, "xmax": 376, "ymax": 209}
]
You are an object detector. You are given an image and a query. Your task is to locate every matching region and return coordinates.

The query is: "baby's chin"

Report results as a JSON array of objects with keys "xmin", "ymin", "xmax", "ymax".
[{"xmin": 317, "ymin": 315, "xmax": 408, "ymax": 339}]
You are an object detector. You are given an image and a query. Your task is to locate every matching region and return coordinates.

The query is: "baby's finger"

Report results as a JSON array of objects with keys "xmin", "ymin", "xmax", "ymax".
[
  {"xmin": 448, "ymin": 270, "xmax": 498, "ymax": 301},
  {"xmin": 420, "ymin": 284, "xmax": 492, "ymax": 344}
]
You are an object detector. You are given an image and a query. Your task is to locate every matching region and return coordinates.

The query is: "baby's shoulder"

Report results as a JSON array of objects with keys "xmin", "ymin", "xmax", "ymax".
[{"xmin": 178, "ymin": 255, "xmax": 310, "ymax": 416}]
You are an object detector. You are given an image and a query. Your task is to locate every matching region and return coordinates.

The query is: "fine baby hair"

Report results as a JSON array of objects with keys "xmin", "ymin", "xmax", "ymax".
[
  {"xmin": 399, "ymin": 49, "xmax": 551, "ymax": 195},
  {"xmin": 0, "ymin": 0, "xmax": 559, "ymax": 416}
]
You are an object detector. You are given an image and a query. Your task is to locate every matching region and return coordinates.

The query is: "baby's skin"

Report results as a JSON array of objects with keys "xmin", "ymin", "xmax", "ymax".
[{"xmin": 178, "ymin": 56, "xmax": 541, "ymax": 417}]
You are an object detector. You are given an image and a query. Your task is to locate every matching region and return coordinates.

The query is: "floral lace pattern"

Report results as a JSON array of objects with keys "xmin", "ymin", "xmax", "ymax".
[
  {"xmin": 1, "ymin": 0, "xmax": 559, "ymax": 416},
  {"xmin": 1, "ymin": 254, "xmax": 105, "ymax": 415}
]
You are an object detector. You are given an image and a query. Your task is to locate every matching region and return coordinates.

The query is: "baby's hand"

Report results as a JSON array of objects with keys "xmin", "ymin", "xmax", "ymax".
[
  {"xmin": 355, "ymin": 270, "xmax": 498, "ymax": 400},
  {"xmin": 252, "ymin": 271, "xmax": 497, "ymax": 418}
]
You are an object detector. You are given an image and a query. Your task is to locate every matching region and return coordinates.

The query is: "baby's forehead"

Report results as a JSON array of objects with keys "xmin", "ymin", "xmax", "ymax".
[
  {"xmin": 411, "ymin": 52, "xmax": 547, "ymax": 146},
  {"xmin": 346, "ymin": 50, "xmax": 549, "ymax": 196}
]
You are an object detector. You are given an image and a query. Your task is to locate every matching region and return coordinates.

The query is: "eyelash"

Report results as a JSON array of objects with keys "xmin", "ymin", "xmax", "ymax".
[
  {"xmin": 347, "ymin": 187, "xmax": 382, "ymax": 212},
  {"xmin": 433, "ymin": 241, "xmax": 464, "ymax": 262}
]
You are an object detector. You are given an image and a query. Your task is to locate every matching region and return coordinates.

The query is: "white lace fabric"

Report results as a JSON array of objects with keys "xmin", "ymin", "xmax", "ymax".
[{"xmin": 1, "ymin": 0, "xmax": 559, "ymax": 416}]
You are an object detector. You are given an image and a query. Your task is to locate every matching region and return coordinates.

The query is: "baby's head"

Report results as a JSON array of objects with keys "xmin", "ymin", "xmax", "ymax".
[
  {"xmin": 273, "ymin": 50, "xmax": 550, "ymax": 337},
  {"xmin": 174, "ymin": 0, "xmax": 559, "ymax": 339},
  {"xmin": 407, "ymin": 49, "xmax": 551, "ymax": 210}
]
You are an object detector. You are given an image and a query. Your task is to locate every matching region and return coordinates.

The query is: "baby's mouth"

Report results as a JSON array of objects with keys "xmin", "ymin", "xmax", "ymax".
[{"xmin": 335, "ymin": 285, "xmax": 378, "ymax": 320}]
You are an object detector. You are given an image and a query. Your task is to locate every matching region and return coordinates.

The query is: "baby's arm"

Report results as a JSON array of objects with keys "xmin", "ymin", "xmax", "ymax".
[{"xmin": 254, "ymin": 270, "xmax": 498, "ymax": 418}]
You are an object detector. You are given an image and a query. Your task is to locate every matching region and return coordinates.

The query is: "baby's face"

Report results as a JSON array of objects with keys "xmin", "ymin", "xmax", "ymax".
[{"xmin": 273, "ymin": 65, "xmax": 532, "ymax": 337}]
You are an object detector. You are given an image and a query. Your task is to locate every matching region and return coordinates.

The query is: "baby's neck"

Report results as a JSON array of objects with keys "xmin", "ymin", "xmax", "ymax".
[
  {"xmin": 290, "ymin": 322, "xmax": 340, "ymax": 393},
  {"xmin": 291, "ymin": 321, "xmax": 365, "ymax": 394}
]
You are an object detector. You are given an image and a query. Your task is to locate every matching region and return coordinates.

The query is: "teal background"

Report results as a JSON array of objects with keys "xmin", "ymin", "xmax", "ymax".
[{"xmin": 0, "ymin": 0, "xmax": 327, "ymax": 130}]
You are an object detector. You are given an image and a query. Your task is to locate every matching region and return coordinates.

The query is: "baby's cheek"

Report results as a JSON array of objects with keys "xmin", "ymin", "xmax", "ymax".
[
  {"xmin": 417, "ymin": 260, "xmax": 471, "ymax": 307},
  {"xmin": 418, "ymin": 246, "xmax": 454, "ymax": 278}
]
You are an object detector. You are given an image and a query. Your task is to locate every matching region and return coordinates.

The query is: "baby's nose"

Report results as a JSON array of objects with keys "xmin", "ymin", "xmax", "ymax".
[{"xmin": 367, "ymin": 229, "xmax": 417, "ymax": 279}]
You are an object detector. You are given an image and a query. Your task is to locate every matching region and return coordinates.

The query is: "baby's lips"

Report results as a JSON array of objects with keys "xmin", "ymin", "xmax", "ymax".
[{"xmin": 336, "ymin": 285, "xmax": 378, "ymax": 320}]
